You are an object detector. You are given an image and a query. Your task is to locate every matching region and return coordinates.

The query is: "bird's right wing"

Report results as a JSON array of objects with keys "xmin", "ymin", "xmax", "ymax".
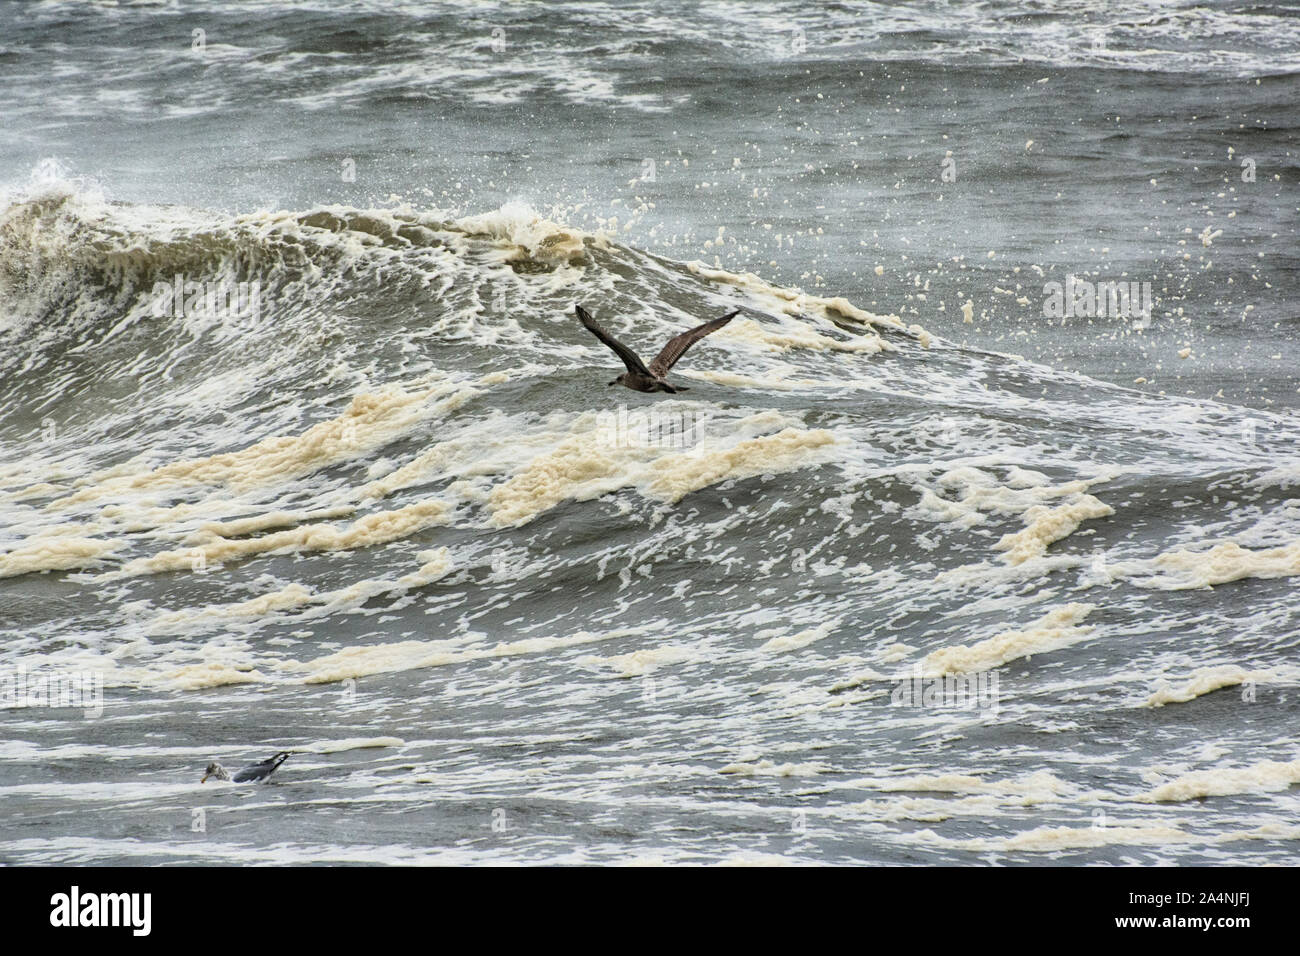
[
  {"xmin": 232, "ymin": 752, "xmax": 291, "ymax": 782},
  {"xmin": 648, "ymin": 309, "xmax": 739, "ymax": 378},
  {"xmin": 576, "ymin": 305, "xmax": 650, "ymax": 377}
]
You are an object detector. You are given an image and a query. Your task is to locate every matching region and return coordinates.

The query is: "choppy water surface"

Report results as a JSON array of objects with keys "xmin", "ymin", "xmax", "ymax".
[{"xmin": 0, "ymin": 1, "xmax": 1297, "ymax": 865}]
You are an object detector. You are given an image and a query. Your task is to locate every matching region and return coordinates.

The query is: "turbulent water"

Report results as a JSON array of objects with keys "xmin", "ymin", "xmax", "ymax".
[{"xmin": 1, "ymin": 0, "xmax": 1298, "ymax": 865}]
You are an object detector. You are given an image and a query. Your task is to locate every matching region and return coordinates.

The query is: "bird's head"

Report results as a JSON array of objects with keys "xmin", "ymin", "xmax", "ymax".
[{"xmin": 201, "ymin": 762, "xmax": 224, "ymax": 783}]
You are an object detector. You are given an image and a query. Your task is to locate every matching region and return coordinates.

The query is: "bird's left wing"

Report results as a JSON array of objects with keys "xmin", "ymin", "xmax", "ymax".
[{"xmin": 576, "ymin": 305, "xmax": 651, "ymax": 376}]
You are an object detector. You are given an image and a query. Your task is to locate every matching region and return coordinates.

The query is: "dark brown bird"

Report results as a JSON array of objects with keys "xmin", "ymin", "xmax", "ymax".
[{"xmin": 575, "ymin": 304, "xmax": 739, "ymax": 393}]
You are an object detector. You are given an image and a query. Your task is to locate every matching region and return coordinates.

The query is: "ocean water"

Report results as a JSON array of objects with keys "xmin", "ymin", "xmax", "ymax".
[{"xmin": 0, "ymin": 0, "xmax": 1297, "ymax": 865}]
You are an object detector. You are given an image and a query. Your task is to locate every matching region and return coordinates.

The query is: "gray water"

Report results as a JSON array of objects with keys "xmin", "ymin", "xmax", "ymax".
[{"xmin": 1, "ymin": 0, "xmax": 1297, "ymax": 865}]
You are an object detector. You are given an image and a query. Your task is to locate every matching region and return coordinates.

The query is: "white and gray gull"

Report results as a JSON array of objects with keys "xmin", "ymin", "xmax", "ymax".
[{"xmin": 201, "ymin": 751, "xmax": 294, "ymax": 783}]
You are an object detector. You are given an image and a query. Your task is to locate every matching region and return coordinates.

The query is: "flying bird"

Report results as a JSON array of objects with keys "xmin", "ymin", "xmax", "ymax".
[
  {"xmin": 201, "ymin": 751, "xmax": 294, "ymax": 784},
  {"xmin": 575, "ymin": 304, "xmax": 739, "ymax": 393}
]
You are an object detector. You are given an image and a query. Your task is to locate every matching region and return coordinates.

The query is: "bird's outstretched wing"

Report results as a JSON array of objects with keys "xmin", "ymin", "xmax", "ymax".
[
  {"xmin": 649, "ymin": 310, "xmax": 739, "ymax": 378},
  {"xmin": 575, "ymin": 305, "xmax": 650, "ymax": 376}
]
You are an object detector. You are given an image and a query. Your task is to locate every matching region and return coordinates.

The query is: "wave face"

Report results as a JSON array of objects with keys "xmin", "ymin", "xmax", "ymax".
[{"xmin": 2, "ymin": 176, "xmax": 1298, "ymax": 865}]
